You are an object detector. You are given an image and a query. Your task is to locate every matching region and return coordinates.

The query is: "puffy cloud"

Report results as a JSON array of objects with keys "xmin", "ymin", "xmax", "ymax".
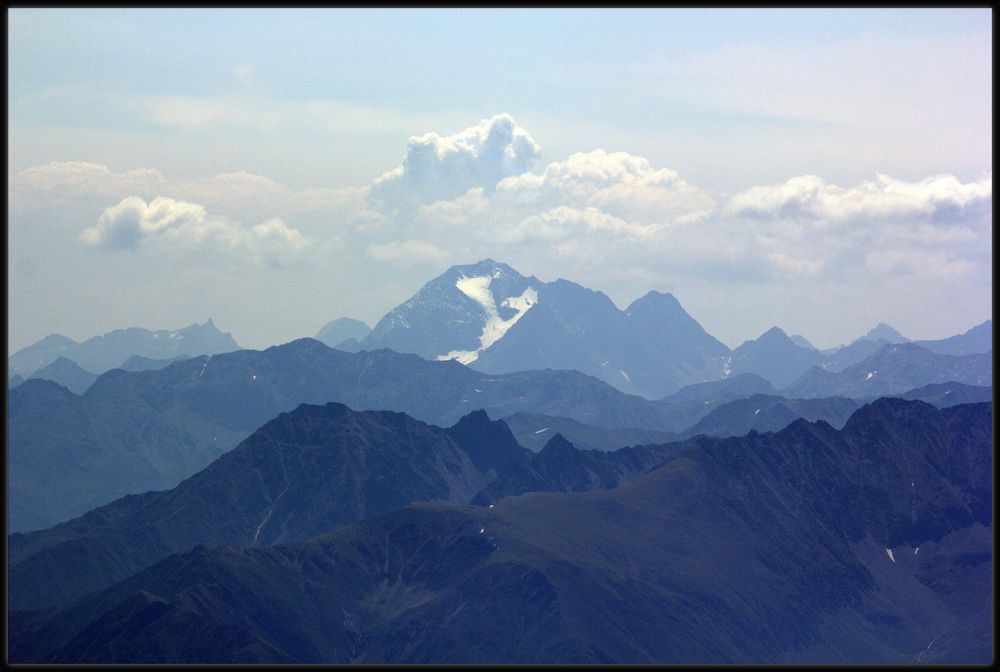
[
  {"xmin": 496, "ymin": 150, "xmax": 716, "ymax": 226},
  {"xmin": 726, "ymin": 173, "xmax": 992, "ymax": 225},
  {"xmin": 80, "ymin": 196, "xmax": 311, "ymax": 265},
  {"xmin": 367, "ymin": 114, "xmax": 541, "ymax": 215},
  {"xmin": 718, "ymin": 172, "xmax": 992, "ymax": 283},
  {"xmin": 364, "ymin": 239, "xmax": 448, "ymax": 264}
]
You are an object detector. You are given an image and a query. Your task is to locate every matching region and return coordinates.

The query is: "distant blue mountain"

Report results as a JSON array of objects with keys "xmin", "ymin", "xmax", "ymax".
[
  {"xmin": 361, "ymin": 259, "xmax": 730, "ymax": 398},
  {"xmin": 8, "ymin": 319, "xmax": 240, "ymax": 378}
]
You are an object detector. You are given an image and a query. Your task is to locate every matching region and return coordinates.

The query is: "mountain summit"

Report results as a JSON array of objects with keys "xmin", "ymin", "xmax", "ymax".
[{"xmin": 360, "ymin": 260, "xmax": 729, "ymax": 398}]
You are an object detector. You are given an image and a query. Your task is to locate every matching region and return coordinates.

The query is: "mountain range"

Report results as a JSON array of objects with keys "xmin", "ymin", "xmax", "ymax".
[
  {"xmin": 8, "ymin": 403, "xmax": 529, "ymax": 611},
  {"xmin": 7, "ymin": 339, "xmax": 682, "ymax": 533},
  {"xmin": 8, "ymin": 319, "xmax": 240, "ymax": 379},
  {"xmin": 10, "ymin": 398, "xmax": 991, "ymax": 664},
  {"xmin": 10, "ymin": 333, "xmax": 991, "ymax": 534},
  {"xmin": 325, "ymin": 260, "xmax": 991, "ymax": 396},
  {"xmin": 358, "ymin": 259, "xmax": 731, "ymax": 398}
]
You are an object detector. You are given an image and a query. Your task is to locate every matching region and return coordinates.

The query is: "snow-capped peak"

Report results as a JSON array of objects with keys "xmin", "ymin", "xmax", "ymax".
[{"xmin": 436, "ymin": 275, "xmax": 538, "ymax": 364}]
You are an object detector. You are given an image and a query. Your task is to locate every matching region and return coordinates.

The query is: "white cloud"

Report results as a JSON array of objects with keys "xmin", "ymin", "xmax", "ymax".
[
  {"xmin": 9, "ymin": 161, "xmax": 166, "ymax": 212},
  {"xmin": 496, "ymin": 150, "xmax": 716, "ymax": 226},
  {"xmin": 726, "ymin": 173, "xmax": 992, "ymax": 224},
  {"xmin": 80, "ymin": 196, "xmax": 311, "ymax": 265},
  {"xmin": 367, "ymin": 114, "xmax": 541, "ymax": 215}
]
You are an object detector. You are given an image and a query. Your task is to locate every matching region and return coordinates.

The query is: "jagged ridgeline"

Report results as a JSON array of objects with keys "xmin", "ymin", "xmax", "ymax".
[{"xmin": 8, "ymin": 399, "xmax": 992, "ymax": 664}]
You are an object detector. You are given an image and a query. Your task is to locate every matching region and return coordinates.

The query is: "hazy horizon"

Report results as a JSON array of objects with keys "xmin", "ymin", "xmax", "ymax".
[{"xmin": 8, "ymin": 8, "xmax": 992, "ymax": 354}]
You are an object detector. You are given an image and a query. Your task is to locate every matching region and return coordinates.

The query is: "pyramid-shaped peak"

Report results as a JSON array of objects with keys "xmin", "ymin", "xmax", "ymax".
[
  {"xmin": 539, "ymin": 432, "xmax": 576, "ymax": 453},
  {"xmin": 451, "ymin": 408, "xmax": 493, "ymax": 429},
  {"xmin": 760, "ymin": 326, "xmax": 791, "ymax": 340},
  {"xmin": 624, "ymin": 290, "xmax": 689, "ymax": 319},
  {"xmin": 634, "ymin": 290, "xmax": 681, "ymax": 306},
  {"xmin": 861, "ymin": 323, "xmax": 908, "ymax": 343}
]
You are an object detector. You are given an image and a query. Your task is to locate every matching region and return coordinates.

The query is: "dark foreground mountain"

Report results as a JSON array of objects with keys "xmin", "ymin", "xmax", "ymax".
[
  {"xmin": 8, "ymin": 404, "xmax": 528, "ymax": 611},
  {"xmin": 8, "ymin": 338, "xmax": 681, "ymax": 533},
  {"xmin": 8, "ymin": 319, "xmax": 240, "ymax": 378},
  {"xmin": 10, "ymin": 400, "xmax": 991, "ymax": 664},
  {"xmin": 360, "ymin": 259, "xmax": 730, "ymax": 398},
  {"xmin": 471, "ymin": 433, "xmax": 684, "ymax": 505},
  {"xmin": 27, "ymin": 357, "xmax": 98, "ymax": 395},
  {"xmin": 785, "ymin": 343, "xmax": 991, "ymax": 399}
]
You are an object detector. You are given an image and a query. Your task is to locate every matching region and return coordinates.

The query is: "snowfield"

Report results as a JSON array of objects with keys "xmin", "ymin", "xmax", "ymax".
[{"xmin": 436, "ymin": 275, "xmax": 538, "ymax": 364}]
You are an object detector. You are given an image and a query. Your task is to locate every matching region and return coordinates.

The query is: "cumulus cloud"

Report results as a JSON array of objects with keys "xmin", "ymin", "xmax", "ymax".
[
  {"xmin": 367, "ymin": 114, "xmax": 541, "ymax": 215},
  {"xmin": 495, "ymin": 150, "xmax": 716, "ymax": 226},
  {"xmin": 719, "ymin": 172, "xmax": 992, "ymax": 283},
  {"xmin": 80, "ymin": 196, "xmax": 311, "ymax": 265},
  {"xmin": 726, "ymin": 173, "xmax": 992, "ymax": 225}
]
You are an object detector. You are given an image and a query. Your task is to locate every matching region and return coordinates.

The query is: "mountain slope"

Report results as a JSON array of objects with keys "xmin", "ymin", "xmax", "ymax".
[
  {"xmin": 889, "ymin": 382, "xmax": 992, "ymax": 408},
  {"xmin": 314, "ymin": 317, "xmax": 371, "ymax": 348},
  {"xmin": 8, "ymin": 403, "xmax": 527, "ymax": 611},
  {"xmin": 361, "ymin": 260, "xmax": 729, "ymax": 398},
  {"xmin": 730, "ymin": 327, "xmax": 827, "ymax": 388},
  {"xmin": 914, "ymin": 319, "xmax": 991, "ymax": 356},
  {"xmin": 660, "ymin": 372, "xmax": 775, "ymax": 403},
  {"xmin": 27, "ymin": 357, "xmax": 98, "ymax": 394},
  {"xmin": 471, "ymin": 432, "xmax": 683, "ymax": 505},
  {"xmin": 10, "ymin": 400, "xmax": 991, "ymax": 664},
  {"xmin": 8, "ymin": 338, "xmax": 683, "ymax": 533},
  {"xmin": 502, "ymin": 412, "xmax": 677, "ymax": 452},
  {"xmin": 785, "ymin": 343, "xmax": 992, "ymax": 398},
  {"xmin": 677, "ymin": 393, "xmax": 861, "ymax": 438},
  {"xmin": 117, "ymin": 354, "xmax": 192, "ymax": 372}
]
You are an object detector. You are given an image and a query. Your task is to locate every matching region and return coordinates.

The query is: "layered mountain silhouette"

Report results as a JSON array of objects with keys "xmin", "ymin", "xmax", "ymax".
[
  {"xmin": 730, "ymin": 327, "xmax": 827, "ymax": 388},
  {"xmin": 359, "ymin": 259, "xmax": 730, "ymax": 398},
  {"xmin": 471, "ymin": 432, "xmax": 684, "ymax": 505},
  {"xmin": 8, "ymin": 339, "xmax": 687, "ymax": 533},
  {"xmin": 913, "ymin": 319, "xmax": 991, "ymax": 356},
  {"xmin": 8, "ymin": 403, "xmax": 529, "ymax": 611},
  {"xmin": 12, "ymin": 333, "xmax": 990, "ymax": 534},
  {"xmin": 785, "ymin": 343, "xmax": 992, "ymax": 398},
  {"xmin": 8, "ymin": 319, "xmax": 240, "ymax": 378},
  {"xmin": 676, "ymin": 393, "xmax": 860, "ymax": 438},
  {"xmin": 118, "ymin": 354, "xmax": 192, "ymax": 372},
  {"xmin": 503, "ymin": 413, "xmax": 677, "ymax": 452},
  {"xmin": 351, "ymin": 260, "xmax": 990, "ymax": 395},
  {"xmin": 10, "ymin": 399, "xmax": 991, "ymax": 664},
  {"xmin": 314, "ymin": 317, "xmax": 371, "ymax": 349},
  {"xmin": 890, "ymin": 382, "xmax": 993, "ymax": 407},
  {"xmin": 27, "ymin": 357, "xmax": 98, "ymax": 395}
]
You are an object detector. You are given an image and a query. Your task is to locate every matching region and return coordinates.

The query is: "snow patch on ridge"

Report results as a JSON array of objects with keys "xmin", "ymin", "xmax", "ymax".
[{"xmin": 436, "ymin": 275, "xmax": 538, "ymax": 364}]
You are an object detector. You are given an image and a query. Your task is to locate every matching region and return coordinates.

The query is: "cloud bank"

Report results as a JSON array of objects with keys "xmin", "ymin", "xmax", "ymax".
[
  {"xmin": 11, "ymin": 112, "xmax": 991, "ymax": 346},
  {"xmin": 80, "ymin": 196, "xmax": 311, "ymax": 265}
]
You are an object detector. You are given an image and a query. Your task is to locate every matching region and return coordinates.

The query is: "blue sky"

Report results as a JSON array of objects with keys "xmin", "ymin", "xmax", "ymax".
[{"xmin": 7, "ymin": 8, "xmax": 992, "ymax": 352}]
